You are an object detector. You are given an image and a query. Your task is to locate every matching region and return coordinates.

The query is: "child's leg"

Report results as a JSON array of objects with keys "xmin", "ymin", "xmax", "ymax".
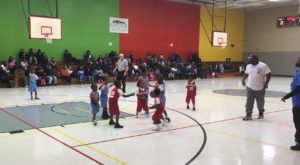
[
  {"xmin": 102, "ymin": 107, "xmax": 109, "ymax": 119},
  {"xmin": 116, "ymin": 115, "xmax": 119, "ymax": 124},
  {"xmin": 136, "ymin": 100, "xmax": 142, "ymax": 117},
  {"xmin": 92, "ymin": 113, "xmax": 96, "ymax": 121},
  {"xmin": 109, "ymin": 115, "xmax": 115, "ymax": 125},
  {"xmin": 186, "ymin": 95, "xmax": 190, "ymax": 108},
  {"xmin": 114, "ymin": 115, "xmax": 123, "ymax": 128},
  {"xmin": 143, "ymin": 101, "xmax": 149, "ymax": 117},
  {"xmin": 192, "ymin": 96, "xmax": 195, "ymax": 107},
  {"xmin": 34, "ymin": 91, "xmax": 39, "ymax": 99}
]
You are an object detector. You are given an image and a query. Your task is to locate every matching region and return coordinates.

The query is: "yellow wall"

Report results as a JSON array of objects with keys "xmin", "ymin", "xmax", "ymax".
[{"xmin": 199, "ymin": 7, "xmax": 244, "ymax": 61}]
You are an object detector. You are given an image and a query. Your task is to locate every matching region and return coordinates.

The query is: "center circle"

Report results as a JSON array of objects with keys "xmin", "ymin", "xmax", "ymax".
[{"xmin": 213, "ymin": 89, "xmax": 287, "ymax": 98}]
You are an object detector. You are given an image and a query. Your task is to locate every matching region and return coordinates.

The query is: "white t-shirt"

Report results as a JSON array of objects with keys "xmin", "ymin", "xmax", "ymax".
[{"xmin": 245, "ymin": 62, "xmax": 271, "ymax": 91}]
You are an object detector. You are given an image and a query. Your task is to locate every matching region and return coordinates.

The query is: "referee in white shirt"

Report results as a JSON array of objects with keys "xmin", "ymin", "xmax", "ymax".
[
  {"xmin": 242, "ymin": 54, "xmax": 271, "ymax": 120},
  {"xmin": 114, "ymin": 53, "xmax": 129, "ymax": 93}
]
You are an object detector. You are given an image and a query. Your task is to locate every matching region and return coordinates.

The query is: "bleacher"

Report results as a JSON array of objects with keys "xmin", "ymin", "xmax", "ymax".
[{"xmin": 0, "ymin": 61, "xmax": 242, "ymax": 88}]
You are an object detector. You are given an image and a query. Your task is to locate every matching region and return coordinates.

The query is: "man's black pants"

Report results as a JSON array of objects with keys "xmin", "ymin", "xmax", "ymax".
[
  {"xmin": 293, "ymin": 107, "xmax": 300, "ymax": 143},
  {"xmin": 117, "ymin": 71, "xmax": 126, "ymax": 93}
]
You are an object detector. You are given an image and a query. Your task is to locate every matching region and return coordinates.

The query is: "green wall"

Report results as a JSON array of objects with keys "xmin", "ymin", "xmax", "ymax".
[{"xmin": 0, "ymin": 0, "xmax": 119, "ymax": 61}]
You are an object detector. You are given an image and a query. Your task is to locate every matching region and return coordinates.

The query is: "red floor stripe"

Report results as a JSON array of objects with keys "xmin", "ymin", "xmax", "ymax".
[
  {"xmin": 73, "ymin": 108, "xmax": 291, "ymax": 148},
  {"xmin": 0, "ymin": 108, "xmax": 104, "ymax": 165}
]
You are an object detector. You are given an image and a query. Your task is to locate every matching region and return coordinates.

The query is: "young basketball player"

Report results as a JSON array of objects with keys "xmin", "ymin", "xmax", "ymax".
[
  {"xmin": 90, "ymin": 83, "xmax": 100, "ymax": 126},
  {"xmin": 28, "ymin": 69, "xmax": 39, "ymax": 100},
  {"xmin": 150, "ymin": 75, "xmax": 171, "ymax": 123},
  {"xmin": 135, "ymin": 80, "xmax": 149, "ymax": 118},
  {"xmin": 138, "ymin": 68, "xmax": 150, "ymax": 101},
  {"xmin": 186, "ymin": 76, "xmax": 197, "ymax": 111},
  {"xmin": 99, "ymin": 77, "xmax": 110, "ymax": 119},
  {"xmin": 109, "ymin": 80, "xmax": 134, "ymax": 128},
  {"xmin": 150, "ymin": 88, "xmax": 165, "ymax": 131}
]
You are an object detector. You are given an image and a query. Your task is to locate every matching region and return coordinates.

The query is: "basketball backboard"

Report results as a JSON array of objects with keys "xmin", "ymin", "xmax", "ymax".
[
  {"xmin": 29, "ymin": 16, "xmax": 62, "ymax": 40},
  {"xmin": 212, "ymin": 31, "xmax": 227, "ymax": 47}
]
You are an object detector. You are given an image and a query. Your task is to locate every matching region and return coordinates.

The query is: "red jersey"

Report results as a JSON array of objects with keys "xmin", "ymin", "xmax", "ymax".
[
  {"xmin": 109, "ymin": 87, "xmax": 122, "ymax": 116},
  {"xmin": 109, "ymin": 87, "xmax": 121, "ymax": 103},
  {"xmin": 186, "ymin": 80, "xmax": 196, "ymax": 96},
  {"xmin": 152, "ymin": 96, "xmax": 164, "ymax": 122},
  {"xmin": 136, "ymin": 87, "xmax": 147, "ymax": 100}
]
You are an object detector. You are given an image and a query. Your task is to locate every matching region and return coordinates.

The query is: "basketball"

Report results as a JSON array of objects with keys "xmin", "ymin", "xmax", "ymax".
[{"xmin": 150, "ymin": 90, "xmax": 156, "ymax": 98}]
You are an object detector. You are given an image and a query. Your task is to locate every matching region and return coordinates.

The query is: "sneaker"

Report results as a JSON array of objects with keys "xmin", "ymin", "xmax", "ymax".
[
  {"xmin": 152, "ymin": 124, "xmax": 161, "ymax": 131},
  {"xmin": 101, "ymin": 113, "xmax": 110, "ymax": 120},
  {"xmin": 165, "ymin": 117, "xmax": 171, "ymax": 123},
  {"xmin": 114, "ymin": 123, "xmax": 123, "ymax": 128},
  {"xmin": 35, "ymin": 97, "xmax": 40, "ymax": 100},
  {"xmin": 145, "ymin": 111, "xmax": 149, "ymax": 118},
  {"xmin": 242, "ymin": 114, "xmax": 252, "ymax": 121},
  {"xmin": 193, "ymin": 107, "xmax": 196, "ymax": 111},
  {"xmin": 258, "ymin": 113, "xmax": 264, "ymax": 119},
  {"xmin": 187, "ymin": 105, "xmax": 190, "ymax": 110},
  {"xmin": 109, "ymin": 120, "xmax": 115, "ymax": 125},
  {"xmin": 290, "ymin": 143, "xmax": 300, "ymax": 151},
  {"xmin": 162, "ymin": 119, "xmax": 167, "ymax": 126},
  {"xmin": 93, "ymin": 121, "xmax": 97, "ymax": 126}
]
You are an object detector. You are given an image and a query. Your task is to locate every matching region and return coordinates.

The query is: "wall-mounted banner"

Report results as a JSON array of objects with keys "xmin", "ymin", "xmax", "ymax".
[{"xmin": 109, "ymin": 17, "xmax": 128, "ymax": 34}]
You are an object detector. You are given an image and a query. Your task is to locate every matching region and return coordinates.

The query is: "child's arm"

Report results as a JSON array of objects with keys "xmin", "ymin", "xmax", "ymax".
[
  {"xmin": 122, "ymin": 92, "xmax": 135, "ymax": 98},
  {"xmin": 99, "ymin": 84, "xmax": 104, "ymax": 90},
  {"xmin": 149, "ymin": 104, "xmax": 158, "ymax": 109}
]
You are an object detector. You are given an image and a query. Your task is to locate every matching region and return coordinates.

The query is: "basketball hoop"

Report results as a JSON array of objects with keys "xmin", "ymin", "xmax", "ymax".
[{"xmin": 44, "ymin": 34, "xmax": 52, "ymax": 44}]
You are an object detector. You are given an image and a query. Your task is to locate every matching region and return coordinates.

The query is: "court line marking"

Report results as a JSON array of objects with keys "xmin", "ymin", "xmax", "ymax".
[
  {"xmin": 73, "ymin": 108, "xmax": 291, "ymax": 148},
  {"xmin": 73, "ymin": 125, "xmax": 198, "ymax": 148},
  {"xmin": 59, "ymin": 109, "xmax": 70, "ymax": 114},
  {"xmin": 206, "ymin": 128, "xmax": 289, "ymax": 150},
  {"xmin": 54, "ymin": 129, "xmax": 127, "ymax": 165},
  {"xmin": 0, "ymin": 107, "xmax": 104, "ymax": 165},
  {"xmin": 202, "ymin": 91, "xmax": 291, "ymax": 106}
]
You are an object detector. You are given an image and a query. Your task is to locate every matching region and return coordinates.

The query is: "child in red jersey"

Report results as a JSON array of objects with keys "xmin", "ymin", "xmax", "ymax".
[
  {"xmin": 135, "ymin": 80, "xmax": 149, "ymax": 118},
  {"xmin": 186, "ymin": 76, "xmax": 197, "ymax": 111},
  {"xmin": 109, "ymin": 80, "xmax": 134, "ymax": 128},
  {"xmin": 150, "ymin": 88, "xmax": 165, "ymax": 131}
]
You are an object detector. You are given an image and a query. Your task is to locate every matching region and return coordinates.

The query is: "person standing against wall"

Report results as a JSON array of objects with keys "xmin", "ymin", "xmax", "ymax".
[
  {"xmin": 114, "ymin": 53, "xmax": 129, "ymax": 93},
  {"xmin": 281, "ymin": 57, "xmax": 300, "ymax": 151},
  {"xmin": 242, "ymin": 55, "xmax": 271, "ymax": 120}
]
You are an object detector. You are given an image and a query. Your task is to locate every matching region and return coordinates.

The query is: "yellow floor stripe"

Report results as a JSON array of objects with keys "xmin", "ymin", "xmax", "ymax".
[
  {"xmin": 54, "ymin": 129, "xmax": 127, "ymax": 165},
  {"xmin": 59, "ymin": 109, "xmax": 70, "ymax": 114},
  {"xmin": 206, "ymin": 128, "xmax": 289, "ymax": 150},
  {"xmin": 75, "ymin": 107, "xmax": 90, "ymax": 113}
]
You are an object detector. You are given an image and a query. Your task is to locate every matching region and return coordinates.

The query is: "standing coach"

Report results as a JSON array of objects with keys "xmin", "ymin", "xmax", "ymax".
[
  {"xmin": 242, "ymin": 54, "xmax": 271, "ymax": 121},
  {"xmin": 114, "ymin": 53, "xmax": 129, "ymax": 93}
]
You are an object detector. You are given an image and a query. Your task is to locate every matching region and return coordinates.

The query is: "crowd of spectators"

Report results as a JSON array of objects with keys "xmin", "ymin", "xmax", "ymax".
[{"xmin": 0, "ymin": 48, "xmax": 239, "ymax": 88}]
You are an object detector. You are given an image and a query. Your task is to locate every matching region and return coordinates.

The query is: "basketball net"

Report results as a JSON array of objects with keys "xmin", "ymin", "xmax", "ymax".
[
  {"xmin": 44, "ymin": 34, "xmax": 53, "ymax": 44},
  {"xmin": 218, "ymin": 42, "xmax": 226, "ymax": 49}
]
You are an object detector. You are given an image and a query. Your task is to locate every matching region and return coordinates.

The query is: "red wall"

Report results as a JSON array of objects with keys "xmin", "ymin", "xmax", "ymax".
[{"xmin": 120, "ymin": 0, "xmax": 200, "ymax": 61}]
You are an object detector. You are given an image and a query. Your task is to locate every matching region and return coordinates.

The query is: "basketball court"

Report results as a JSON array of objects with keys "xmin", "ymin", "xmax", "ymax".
[{"xmin": 0, "ymin": 77, "xmax": 297, "ymax": 165}]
